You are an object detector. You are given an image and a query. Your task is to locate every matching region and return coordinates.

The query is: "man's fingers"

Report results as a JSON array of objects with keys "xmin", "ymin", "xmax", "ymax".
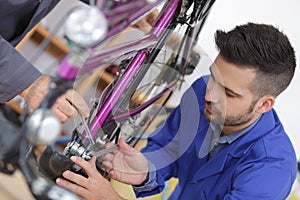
[
  {"xmin": 56, "ymin": 95, "xmax": 76, "ymax": 115},
  {"xmin": 102, "ymin": 160, "xmax": 113, "ymax": 172},
  {"xmin": 102, "ymin": 152, "xmax": 114, "ymax": 162},
  {"xmin": 147, "ymin": 9, "xmax": 159, "ymax": 25},
  {"xmin": 21, "ymin": 75, "xmax": 90, "ymax": 121},
  {"xmin": 55, "ymin": 96, "xmax": 78, "ymax": 116},
  {"xmin": 50, "ymin": 89, "xmax": 90, "ymax": 122},
  {"xmin": 118, "ymin": 138, "xmax": 136, "ymax": 156},
  {"xmin": 70, "ymin": 156, "xmax": 98, "ymax": 178},
  {"xmin": 60, "ymin": 170, "xmax": 88, "ymax": 188},
  {"xmin": 51, "ymin": 106, "xmax": 69, "ymax": 122},
  {"xmin": 109, "ymin": 170, "xmax": 118, "ymax": 180},
  {"xmin": 65, "ymin": 89, "xmax": 90, "ymax": 118},
  {"xmin": 56, "ymin": 177, "xmax": 88, "ymax": 198}
]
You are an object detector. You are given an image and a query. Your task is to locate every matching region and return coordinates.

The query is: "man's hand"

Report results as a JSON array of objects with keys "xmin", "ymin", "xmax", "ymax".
[
  {"xmin": 102, "ymin": 138, "xmax": 149, "ymax": 185},
  {"xmin": 19, "ymin": 74, "xmax": 90, "ymax": 122},
  {"xmin": 56, "ymin": 156, "xmax": 124, "ymax": 200},
  {"xmin": 51, "ymin": 89, "xmax": 89, "ymax": 122},
  {"xmin": 132, "ymin": 9, "xmax": 159, "ymax": 34}
]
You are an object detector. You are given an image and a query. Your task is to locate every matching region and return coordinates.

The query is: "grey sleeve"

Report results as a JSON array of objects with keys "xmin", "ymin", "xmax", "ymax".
[{"xmin": 0, "ymin": 35, "xmax": 41, "ymax": 103}]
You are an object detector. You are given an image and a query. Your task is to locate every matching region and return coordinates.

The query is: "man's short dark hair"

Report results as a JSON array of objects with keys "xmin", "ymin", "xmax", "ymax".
[{"xmin": 215, "ymin": 22, "xmax": 296, "ymax": 98}]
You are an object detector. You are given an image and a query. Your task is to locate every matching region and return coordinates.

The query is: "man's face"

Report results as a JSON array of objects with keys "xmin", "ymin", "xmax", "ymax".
[{"xmin": 204, "ymin": 55, "xmax": 259, "ymax": 128}]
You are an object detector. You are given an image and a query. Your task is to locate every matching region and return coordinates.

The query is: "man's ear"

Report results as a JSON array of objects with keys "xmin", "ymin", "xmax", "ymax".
[{"xmin": 255, "ymin": 95, "xmax": 275, "ymax": 114}]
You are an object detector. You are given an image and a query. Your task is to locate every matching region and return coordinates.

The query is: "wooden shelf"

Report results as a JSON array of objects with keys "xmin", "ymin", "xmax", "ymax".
[
  {"xmin": 30, "ymin": 25, "xmax": 70, "ymax": 58},
  {"xmin": 30, "ymin": 24, "xmax": 114, "ymax": 93}
]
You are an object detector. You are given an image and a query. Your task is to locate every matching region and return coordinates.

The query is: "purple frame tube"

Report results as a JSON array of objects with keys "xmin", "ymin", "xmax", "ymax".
[
  {"xmin": 107, "ymin": 81, "xmax": 177, "ymax": 123},
  {"xmin": 56, "ymin": 0, "xmax": 180, "ymax": 139},
  {"xmin": 84, "ymin": 34, "xmax": 157, "ymax": 71},
  {"xmin": 88, "ymin": 0, "xmax": 180, "ymax": 138},
  {"xmin": 89, "ymin": 52, "xmax": 147, "ymax": 137}
]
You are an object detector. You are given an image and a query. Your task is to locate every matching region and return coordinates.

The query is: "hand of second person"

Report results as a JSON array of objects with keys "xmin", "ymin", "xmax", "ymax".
[
  {"xmin": 19, "ymin": 74, "xmax": 90, "ymax": 122},
  {"xmin": 51, "ymin": 89, "xmax": 90, "ymax": 122},
  {"xmin": 131, "ymin": 9, "xmax": 159, "ymax": 34}
]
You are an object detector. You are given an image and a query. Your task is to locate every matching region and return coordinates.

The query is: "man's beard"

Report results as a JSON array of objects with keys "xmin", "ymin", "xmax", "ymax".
[{"xmin": 204, "ymin": 101, "xmax": 256, "ymax": 127}]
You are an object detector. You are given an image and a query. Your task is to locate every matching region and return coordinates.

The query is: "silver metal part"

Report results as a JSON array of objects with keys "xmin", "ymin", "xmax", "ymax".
[
  {"xmin": 25, "ymin": 109, "xmax": 61, "ymax": 145},
  {"xmin": 66, "ymin": 140, "xmax": 92, "ymax": 161},
  {"xmin": 64, "ymin": 6, "xmax": 108, "ymax": 47}
]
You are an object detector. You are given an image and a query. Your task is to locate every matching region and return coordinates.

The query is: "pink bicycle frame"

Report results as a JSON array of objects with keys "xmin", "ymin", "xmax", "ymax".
[{"xmin": 56, "ymin": 0, "xmax": 181, "ymax": 138}]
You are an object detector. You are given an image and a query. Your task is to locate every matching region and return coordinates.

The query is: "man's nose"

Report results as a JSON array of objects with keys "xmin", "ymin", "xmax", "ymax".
[{"xmin": 205, "ymin": 81, "xmax": 220, "ymax": 103}]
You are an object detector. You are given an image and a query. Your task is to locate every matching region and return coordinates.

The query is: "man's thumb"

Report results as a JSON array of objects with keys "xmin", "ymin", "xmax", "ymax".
[{"xmin": 118, "ymin": 138, "xmax": 135, "ymax": 155}]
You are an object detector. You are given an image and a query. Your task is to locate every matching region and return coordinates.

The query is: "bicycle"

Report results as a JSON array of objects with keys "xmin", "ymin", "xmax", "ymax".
[{"xmin": 0, "ymin": 0, "xmax": 215, "ymax": 199}]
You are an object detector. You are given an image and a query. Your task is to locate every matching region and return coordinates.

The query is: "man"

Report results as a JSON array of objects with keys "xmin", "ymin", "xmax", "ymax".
[
  {"xmin": 0, "ymin": 0, "xmax": 90, "ymax": 121},
  {"xmin": 56, "ymin": 22, "xmax": 297, "ymax": 199}
]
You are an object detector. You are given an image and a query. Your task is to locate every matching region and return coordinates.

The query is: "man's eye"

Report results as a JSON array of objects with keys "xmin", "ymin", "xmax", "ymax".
[{"xmin": 226, "ymin": 91, "xmax": 235, "ymax": 97}]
